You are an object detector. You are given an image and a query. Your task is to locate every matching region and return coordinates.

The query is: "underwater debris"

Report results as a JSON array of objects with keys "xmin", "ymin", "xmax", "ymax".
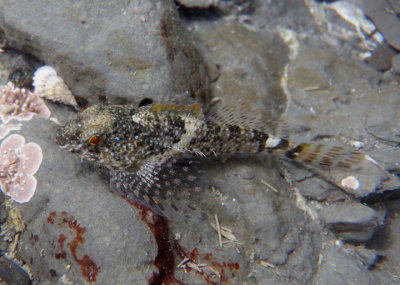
[
  {"xmin": 33, "ymin": 66, "xmax": 79, "ymax": 109},
  {"xmin": 214, "ymin": 214, "xmax": 223, "ymax": 248},
  {"xmin": 210, "ymin": 217, "xmax": 239, "ymax": 246},
  {"xmin": 0, "ymin": 134, "xmax": 43, "ymax": 203},
  {"xmin": 0, "ymin": 82, "xmax": 50, "ymax": 123},
  {"xmin": 260, "ymin": 179, "xmax": 279, "ymax": 193}
]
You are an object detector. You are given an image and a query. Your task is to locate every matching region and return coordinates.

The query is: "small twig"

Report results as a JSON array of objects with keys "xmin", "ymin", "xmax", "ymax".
[
  {"xmin": 205, "ymin": 265, "xmax": 221, "ymax": 278},
  {"xmin": 259, "ymin": 260, "xmax": 275, "ymax": 268},
  {"xmin": 214, "ymin": 214, "xmax": 223, "ymax": 248},
  {"xmin": 260, "ymin": 179, "xmax": 278, "ymax": 193},
  {"xmin": 177, "ymin": 257, "xmax": 190, "ymax": 268}
]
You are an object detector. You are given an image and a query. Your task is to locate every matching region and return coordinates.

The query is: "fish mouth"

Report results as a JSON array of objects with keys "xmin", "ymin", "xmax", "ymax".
[{"xmin": 55, "ymin": 125, "xmax": 82, "ymax": 152}]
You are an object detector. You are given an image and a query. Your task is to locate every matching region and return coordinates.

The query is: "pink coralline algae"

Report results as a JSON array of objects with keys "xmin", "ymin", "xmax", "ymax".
[
  {"xmin": 0, "ymin": 82, "xmax": 51, "ymax": 124},
  {"xmin": 0, "ymin": 134, "xmax": 43, "ymax": 203},
  {"xmin": 0, "ymin": 123, "xmax": 22, "ymax": 140}
]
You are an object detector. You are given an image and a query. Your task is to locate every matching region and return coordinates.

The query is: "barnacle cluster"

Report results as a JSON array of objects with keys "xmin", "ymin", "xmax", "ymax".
[
  {"xmin": 0, "ymin": 82, "xmax": 50, "ymax": 123},
  {"xmin": 0, "ymin": 134, "xmax": 43, "ymax": 203}
]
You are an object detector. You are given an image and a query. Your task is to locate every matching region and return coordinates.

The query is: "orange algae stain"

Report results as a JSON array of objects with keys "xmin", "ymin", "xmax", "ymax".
[
  {"xmin": 160, "ymin": 19, "xmax": 168, "ymax": 38},
  {"xmin": 47, "ymin": 211, "xmax": 56, "ymax": 224},
  {"xmin": 55, "ymin": 233, "xmax": 67, "ymax": 259},
  {"xmin": 46, "ymin": 211, "xmax": 101, "ymax": 283}
]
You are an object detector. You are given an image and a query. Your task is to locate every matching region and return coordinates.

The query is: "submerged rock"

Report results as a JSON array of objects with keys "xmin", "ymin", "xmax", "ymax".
[
  {"xmin": 0, "ymin": 0, "xmax": 209, "ymax": 107},
  {"xmin": 319, "ymin": 202, "xmax": 379, "ymax": 242}
]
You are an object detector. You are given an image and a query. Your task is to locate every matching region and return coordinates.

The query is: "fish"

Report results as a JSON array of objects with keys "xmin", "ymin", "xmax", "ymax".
[{"xmin": 55, "ymin": 104, "xmax": 398, "ymax": 218}]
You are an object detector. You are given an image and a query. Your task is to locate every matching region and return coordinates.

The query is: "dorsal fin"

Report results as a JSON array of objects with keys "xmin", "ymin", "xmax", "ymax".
[
  {"xmin": 205, "ymin": 102, "xmax": 289, "ymax": 139},
  {"xmin": 150, "ymin": 104, "xmax": 204, "ymax": 119}
]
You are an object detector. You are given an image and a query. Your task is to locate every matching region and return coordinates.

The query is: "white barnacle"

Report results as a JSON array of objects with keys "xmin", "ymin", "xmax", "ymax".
[
  {"xmin": 341, "ymin": 175, "xmax": 360, "ymax": 190},
  {"xmin": 265, "ymin": 135, "xmax": 281, "ymax": 148}
]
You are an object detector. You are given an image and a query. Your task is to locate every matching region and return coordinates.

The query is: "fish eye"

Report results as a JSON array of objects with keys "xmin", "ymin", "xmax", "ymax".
[{"xmin": 89, "ymin": 135, "xmax": 102, "ymax": 146}]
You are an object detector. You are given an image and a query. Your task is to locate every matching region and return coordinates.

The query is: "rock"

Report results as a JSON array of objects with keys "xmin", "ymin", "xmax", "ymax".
[
  {"xmin": 176, "ymin": 0, "xmax": 252, "ymax": 15},
  {"xmin": 281, "ymin": 163, "xmax": 336, "ymax": 201},
  {"xmin": 362, "ymin": 0, "xmax": 400, "ymax": 50},
  {"xmin": 0, "ymin": 256, "xmax": 31, "ymax": 285},
  {"xmin": 313, "ymin": 242, "xmax": 380, "ymax": 284},
  {"xmin": 284, "ymin": 48, "xmax": 400, "ymax": 198},
  {"xmin": 176, "ymin": 0, "xmax": 217, "ymax": 8},
  {"xmin": 0, "ymin": 0, "xmax": 209, "ymax": 106},
  {"xmin": 366, "ymin": 42, "xmax": 397, "ymax": 71},
  {"xmin": 354, "ymin": 246, "xmax": 382, "ymax": 269},
  {"xmin": 391, "ymin": 54, "xmax": 400, "ymax": 74},
  {"xmin": 318, "ymin": 202, "xmax": 378, "ymax": 242},
  {"xmin": 192, "ymin": 20, "xmax": 289, "ymax": 129}
]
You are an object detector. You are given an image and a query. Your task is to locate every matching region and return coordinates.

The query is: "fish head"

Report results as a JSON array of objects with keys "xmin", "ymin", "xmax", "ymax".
[{"xmin": 55, "ymin": 105, "xmax": 140, "ymax": 169}]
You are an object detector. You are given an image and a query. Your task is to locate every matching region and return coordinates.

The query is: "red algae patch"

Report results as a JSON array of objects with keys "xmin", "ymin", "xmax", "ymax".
[
  {"xmin": 125, "ymin": 199, "xmax": 179, "ymax": 285},
  {"xmin": 124, "ymin": 198, "xmax": 240, "ymax": 285},
  {"xmin": 46, "ymin": 211, "xmax": 101, "ymax": 283}
]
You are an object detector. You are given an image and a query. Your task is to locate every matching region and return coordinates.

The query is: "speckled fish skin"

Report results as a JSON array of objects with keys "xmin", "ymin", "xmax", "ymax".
[
  {"xmin": 55, "ymin": 104, "xmax": 290, "ymax": 171},
  {"xmin": 55, "ymin": 104, "xmax": 397, "ymax": 218},
  {"xmin": 55, "ymin": 104, "xmax": 292, "ymax": 217}
]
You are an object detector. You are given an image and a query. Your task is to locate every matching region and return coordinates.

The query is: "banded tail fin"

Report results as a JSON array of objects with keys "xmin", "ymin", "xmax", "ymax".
[{"xmin": 285, "ymin": 143, "xmax": 400, "ymax": 197}]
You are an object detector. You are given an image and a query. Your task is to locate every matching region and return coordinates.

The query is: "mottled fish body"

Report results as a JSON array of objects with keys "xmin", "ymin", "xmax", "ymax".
[
  {"xmin": 55, "ymin": 104, "xmax": 397, "ymax": 218},
  {"xmin": 56, "ymin": 104, "xmax": 289, "ymax": 168}
]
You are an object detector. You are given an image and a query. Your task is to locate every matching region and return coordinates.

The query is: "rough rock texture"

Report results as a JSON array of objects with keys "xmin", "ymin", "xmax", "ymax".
[
  {"xmin": 319, "ymin": 202, "xmax": 379, "ymax": 242},
  {"xmin": 0, "ymin": 0, "xmax": 400, "ymax": 284},
  {"xmin": 313, "ymin": 242, "xmax": 381, "ymax": 285},
  {"xmin": 366, "ymin": 42, "xmax": 397, "ymax": 71},
  {"xmin": 0, "ymin": 0, "xmax": 209, "ymax": 107},
  {"xmin": 392, "ymin": 54, "xmax": 400, "ymax": 74},
  {"xmin": 362, "ymin": 0, "xmax": 400, "ymax": 50},
  {"xmin": 0, "ymin": 256, "xmax": 30, "ymax": 285},
  {"xmin": 192, "ymin": 19, "xmax": 289, "ymax": 128},
  {"xmin": 176, "ymin": 0, "xmax": 252, "ymax": 15}
]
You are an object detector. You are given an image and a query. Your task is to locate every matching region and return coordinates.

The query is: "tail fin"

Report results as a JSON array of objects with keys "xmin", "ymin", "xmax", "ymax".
[{"xmin": 285, "ymin": 143, "xmax": 399, "ymax": 197}]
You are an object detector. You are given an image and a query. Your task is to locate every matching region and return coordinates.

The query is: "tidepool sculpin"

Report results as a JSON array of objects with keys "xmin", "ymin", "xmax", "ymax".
[{"xmin": 55, "ymin": 104, "xmax": 397, "ymax": 218}]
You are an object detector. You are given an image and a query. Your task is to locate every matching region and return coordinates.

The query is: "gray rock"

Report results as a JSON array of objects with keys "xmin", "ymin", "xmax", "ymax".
[
  {"xmin": 354, "ymin": 246, "xmax": 382, "ymax": 269},
  {"xmin": 0, "ymin": 256, "xmax": 30, "ymax": 285},
  {"xmin": 192, "ymin": 20, "xmax": 289, "ymax": 129},
  {"xmin": 319, "ymin": 202, "xmax": 378, "ymax": 242},
  {"xmin": 176, "ymin": 0, "xmax": 217, "ymax": 8},
  {"xmin": 366, "ymin": 42, "xmax": 397, "ymax": 71},
  {"xmin": 176, "ymin": 0, "xmax": 252, "ymax": 15},
  {"xmin": 0, "ymin": 0, "xmax": 209, "ymax": 106},
  {"xmin": 391, "ymin": 54, "xmax": 400, "ymax": 74},
  {"xmin": 314, "ymin": 242, "xmax": 379, "ymax": 285},
  {"xmin": 281, "ymin": 161, "xmax": 336, "ymax": 201},
  {"xmin": 362, "ymin": 0, "xmax": 400, "ymax": 50},
  {"xmin": 284, "ymin": 48, "xmax": 400, "ymax": 198}
]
